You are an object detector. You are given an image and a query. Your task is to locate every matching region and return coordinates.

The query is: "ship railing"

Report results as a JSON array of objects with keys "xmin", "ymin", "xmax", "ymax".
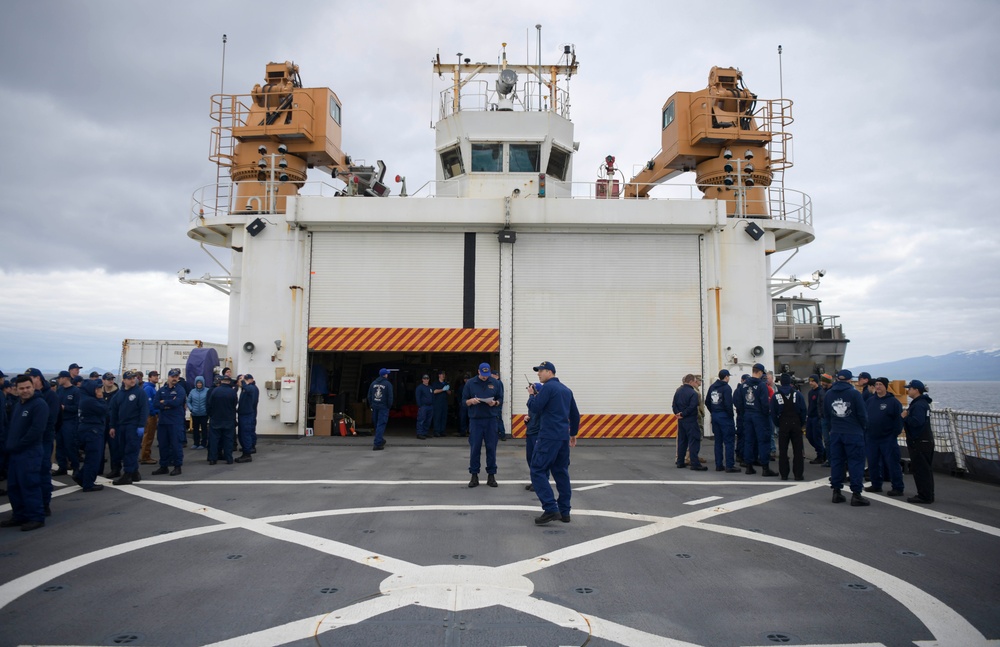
[
  {"xmin": 438, "ymin": 79, "xmax": 571, "ymax": 120},
  {"xmin": 897, "ymin": 409, "xmax": 1000, "ymax": 483},
  {"xmin": 190, "ymin": 180, "xmax": 346, "ymax": 220}
]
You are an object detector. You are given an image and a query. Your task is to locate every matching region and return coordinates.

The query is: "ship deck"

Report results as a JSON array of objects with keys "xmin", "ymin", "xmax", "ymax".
[{"xmin": 2, "ymin": 434, "xmax": 999, "ymax": 647}]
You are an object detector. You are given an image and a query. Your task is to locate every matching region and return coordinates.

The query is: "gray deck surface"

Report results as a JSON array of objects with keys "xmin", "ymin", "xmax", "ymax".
[{"xmin": 1, "ymin": 432, "xmax": 999, "ymax": 647}]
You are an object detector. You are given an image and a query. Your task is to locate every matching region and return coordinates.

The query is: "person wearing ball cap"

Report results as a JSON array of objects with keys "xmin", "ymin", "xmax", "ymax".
[
  {"xmin": 902, "ymin": 379, "xmax": 934, "ymax": 504},
  {"xmin": 824, "ymin": 369, "xmax": 870, "ymax": 506},
  {"xmin": 527, "ymin": 360, "xmax": 580, "ymax": 525},
  {"xmin": 741, "ymin": 363, "xmax": 777, "ymax": 477},
  {"xmin": 368, "ymin": 368, "xmax": 394, "ymax": 451},
  {"xmin": 523, "ymin": 381, "xmax": 544, "ymax": 491},
  {"xmin": 462, "ymin": 362, "xmax": 502, "ymax": 487}
]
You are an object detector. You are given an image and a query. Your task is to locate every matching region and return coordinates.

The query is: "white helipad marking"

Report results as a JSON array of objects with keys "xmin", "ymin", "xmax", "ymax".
[
  {"xmin": 3, "ymin": 476, "xmax": 997, "ymax": 647},
  {"xmin": 575, "ymin": 482, "xmax": 612, "ymax": 491},
  {"xmin": 684, "ymin": 495, "xmax": 723, "ymax": 505}
]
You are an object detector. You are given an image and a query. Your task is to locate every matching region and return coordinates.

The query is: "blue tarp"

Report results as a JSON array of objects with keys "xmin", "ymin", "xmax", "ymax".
[{"xmin": 186, "ymin": 347, "xmax": 220, "ymax": 385}]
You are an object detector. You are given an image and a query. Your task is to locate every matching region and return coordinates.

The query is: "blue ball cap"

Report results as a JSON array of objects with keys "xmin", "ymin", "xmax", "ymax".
[
  {"xmin": 168, "ymin": 368, "xmax": 181, "ymax": 377},
  {"xmin": 718, "ymin": 369, "xmax": 731, "ymax": 379},
  {"xmin": 858, "ymin": 371, "xmax": 872, "ymax": 380},
  {"xmin": 533, "ymin": 361, "xmax": 556, "ymax": 373},
  {"xmin": 26, "ymin": 367, "xmax": 43, "ymax": 379},
  {"xmin": 58, "ymin": 370, "xmax": 72, "ymax": 379},
  {"xmin": 809, "ymin": 373, "xmax": 820, "ymax": 383},
  {"xmin": 379, "ymin": 368, "xmax": 390, "ymax": 377},
  {"xmin": 905, "ymin": 379, "xmax": 926, "ymax": 392},
  {"xmin": 478, "ymin": 363, "xmax": 491, "ymax": 376},
  {"xmin": 836, "ymin": 369, "xmax": 853, "ymax": 381},
  {"xmin": 752, "ymin": 363, "xmax": 766, "ymax": 374}
]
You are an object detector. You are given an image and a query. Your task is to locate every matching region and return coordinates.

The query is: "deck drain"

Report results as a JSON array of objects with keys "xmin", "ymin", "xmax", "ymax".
[
  {"xmin": 543, "ymin": 529, "xmax": 566, "ymax": 535},
  {"xmin": 674, "ymin": 553, "xmax": 692, "ymax": 559},
  {"xmin": 574, "ymin": 587, "xmax": 596, "ymax": 595},
  {"xmin": 765, "ymin": 632, "xmax": 797, "ymax": 643},
  {"xmin": 109, "ymin": 633, "xmax": 143, "ymax": 644},
  {"xmin": 156, "ymin": 530, "xmax": 174, "ymax": 535},
  {"xmin": 321, "ymin": 486, "xmax": 334, "ymax": 489},
  {"xmin": 226, "ymin": 498, "xmax": 238, "ymax": 501},
  {"xmin": 897, "ymin": 550, "xmax": 924, "ymax": 557},
  {"xmin": 748, "ymin": 528, "xmax": 763, "ymax": 533},
  {"xmin": 935, "ymin": 528, "xmax": 960, "ymax": 535},
  {"xmin": 452, "ymin": 554, "xmax": 469, "ymax": 560},
  {"xmin": 456, "ymin": 512, "xmax": 471, "ymax": 516},
  {"xmin": 318, "ymin": 587, "xmax": 339, "ymax": 594},
  {"xmin": 843, "ymin": 582, "xmax": 871, "ymax": 591},
  {"xmin": 362, "ymin": 529, "xmax": 376, "ymax": 534},
  {"xmin": 226, "ymin": 554, "xmax": 244, "ymax": 560},
  {"xmin": 41, "ymin": 584, "xmax": 66, "ymax": 593},
  {"xmin": 801, "ymin": 511, "xmax": 815, "ymax": 515},
  {"xmin": 107, "ymin": 511, "xmax": 122, "ymax": 516}
]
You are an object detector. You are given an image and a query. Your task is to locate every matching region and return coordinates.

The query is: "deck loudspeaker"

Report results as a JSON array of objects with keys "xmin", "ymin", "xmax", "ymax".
[
  {"xmin": 243, "ymin": 341, "xmax": 255, "ymax": 353},
  {"xmin": 744, "ymin": 222, "xmax": 764, "ymax": 241},
  {"xmin": 247, "ymin": 218, "xmax": 266, "ymax": 237}
]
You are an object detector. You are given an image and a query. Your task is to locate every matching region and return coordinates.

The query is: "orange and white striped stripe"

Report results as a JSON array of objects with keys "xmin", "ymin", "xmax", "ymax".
[
  {"xmin": 309, "ymin": 327, "xmax": 499, "ymax": 353},
  {"xmin": 510, "ymin": 413, "xmax": 677, "ymax": 439}
]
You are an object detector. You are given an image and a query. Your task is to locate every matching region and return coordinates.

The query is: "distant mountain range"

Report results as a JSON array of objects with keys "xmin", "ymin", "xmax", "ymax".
[{"xmin": 850, "ymin": 349, "xmax": 1000, "ymax": 381}]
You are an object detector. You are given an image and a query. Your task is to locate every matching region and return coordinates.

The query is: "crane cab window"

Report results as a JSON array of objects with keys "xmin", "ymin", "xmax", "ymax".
[
  {"xmin": 509, "ymin": 143, "xmax": 541, "ymax": 173},
  {"xmin": 440, "ymin": 145, "xmax": 465, "ymax": 179},
  {"xmin": 329, "ymin": 97, "xmax": 342, "ymax": 125},
  {"xmin": 662, "ymin": 101, "xmax": 675, "ymax": 129},
  {"xmin": 471, "ymin": 143, "xmax": 503, "ymax": 172},
  {"xmin": 546, "ymin": 145, "xmax": 570, "ymax": 180}
]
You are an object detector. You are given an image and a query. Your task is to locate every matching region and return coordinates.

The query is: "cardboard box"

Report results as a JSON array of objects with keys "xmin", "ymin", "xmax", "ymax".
[
  {"xmin": 314, "ymin": 418, "xmax": 333, "ymax": 436},
  {"xmin": 315, "ymin": 404, "xmax": 335, "ymax": 421}
]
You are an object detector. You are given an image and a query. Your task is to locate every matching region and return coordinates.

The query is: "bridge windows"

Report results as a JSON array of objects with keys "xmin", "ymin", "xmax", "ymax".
[
  {"xmin": 509, "ymin": 143, "xmax": 541, "ymax": 173},
  {"xmin": 440, "ymin": 145, "xmax": 465, "ymax": 179},
  {"xmin": 546, "ymin": 146, "xmax": 570, "ymax": 180},
  {"xmin": 471, "ymin": 143, "xmax": 503, "ymax": 172}
]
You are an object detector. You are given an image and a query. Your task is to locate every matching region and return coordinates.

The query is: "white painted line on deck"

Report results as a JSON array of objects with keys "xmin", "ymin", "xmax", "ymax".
[
  {"xmin": 575, "ymin": 482, "xmax": 612, "ymax": 491},
  {"xmin": 684, "ymin": 495, "xmax": 723, "ymax": 505}
]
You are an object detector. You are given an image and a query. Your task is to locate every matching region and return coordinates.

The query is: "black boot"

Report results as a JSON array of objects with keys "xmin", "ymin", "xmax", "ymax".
[
  {"xmin": 468, "ymin": 474, "xmax": 479, "ymax": 488},
  {"xmin": 745, "ymin": 465, "xmax": 757, "ymax": 475},
  {"xmin": 487, "ymin": 474, "xmax": 498, "ymax": 487},
  {"xmin": 831, "ymin": 489, "xmax": 846, "ymax": 503},
  {"xmin": 131, "ymin": 471, "xmax": 142, "ymax": 483},
  {"xmin": 151, "ymin": 466, "xmax": 169, "ymax": 475},
  {"xmin": 112, "ymin": 473, "xmax": 133, "ymax": 486},
  {"xmin": 851, "ymin": 492, "xmax": 871, "ymax": 507},
  {"xmin": 169, "ymin": 466, "xmax": 182, "ymax": 476}
]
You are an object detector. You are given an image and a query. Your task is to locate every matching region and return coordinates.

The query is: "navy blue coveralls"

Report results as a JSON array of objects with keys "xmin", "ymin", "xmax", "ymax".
[
  {"xmin": 823, "ymin": 380, "xmax": 868, "ymax": 494},
  {"xmin": 462, "ymin": 375, "xmax": 501, "ymax": 475},
  {"xmin": 527, "ymin": 377, "xmax": 580, "ymax": 517},
  {"xmin": 706, "ymin": 379, "xmax": 736, "ymax": 470},
  {"xmin": 903, "ymin": 393, "xmax": 935, "ymax": 502},
  {"xmin": 865, "ymin": 392, "xmax": 904, "ymax": 492},
  {"xmin": 806, "ymin": 384, "xmax": 825, "ymax": 460},
  {"xmin": 672, "ymin": 383, "xmax": 702, "ymax": 468},
  {"xmin": 6, "ymin": 391, "xmax": 48, "ymax": 523},
  {"xmin": 56, "ymin": 384, "xmax": 80, "ymax": 472},
  {"xmin": 524, "ymin": 387, "xmax": 542, "ymax": 468},
  {"xmin": 771, "ymin": 385, "xmax": 808, "ymax": 480},
  {"xmin": 368, "ymin": 377, "xmax": 393, "ymax": 449},
  {"xmin": 157, "ymin": 382, "xmax": 187, "ymax": 467},
  {"xmin": 430, "ymin": 377, "xmax": 449, "ymax": 437},
  {"xmin": 38, "ymin": 384, "xmax": 59, "ymax": 510},
  {"xmin": 237, "ymin": 382, "xmax": 259, "ymax": 453},
  {"xmin": 733, "ymin": 378, "xmax": 747, "ymax": 461},
  {"xmin": 207, "ymin": 383, "xmax": 237, "ymax": 463},
  {"xmin": 77, "ymin": 381, "xmax": 108, "ymax": 489},
  {"xmin": 415, "ymin": 382, "xmax": 433, "ymax": 439},
  {"xmin": 109, "ymin": 384, "xmax": 150, "ymax": 476},
  {"xmin": 741, "ymin": 376, "xmax": 771, "ymax": 468}
]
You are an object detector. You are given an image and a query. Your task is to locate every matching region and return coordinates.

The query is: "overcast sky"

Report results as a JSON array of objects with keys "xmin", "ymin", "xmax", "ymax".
[{"xmin": 2, "ymin": 0, "xmax": 998, "ymax": 374}]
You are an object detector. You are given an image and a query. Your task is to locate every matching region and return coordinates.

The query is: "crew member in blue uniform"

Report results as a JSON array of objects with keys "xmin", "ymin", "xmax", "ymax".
[
  {"xmin": 864, "ymin": 377, "xmax": 904, "ymax": 496},
  {"xmin": 140, "ymin": 370, "xmax": 160, "ymax": 465},
  {"xmin": 706, "ymin": 370, "xmax": 739, "ymax": 472},
  {"xmin": 76, "ymin": 379, "xmax": 108, "ymax": 491},
  {"xmin": 26, "ymin": 368, "xmax": 58, "ymax": 515},
  {"xmin": 742, "ymin": 364, "xmax": 777, "ymax": 476},
  {"xmin": 733, "ymin": 374, "xmax": 749, "ymax": 464},
  {"xmin": 53, "ymin": 371, "xmax": 80, "ymax": 475},
  {"xmin": 527, "ymin": 361, "xmax": 580, "ymax": 524},
  {"xmin": 771, "ymin": 373, "xmax": 808, "ymax": 481},
  {"xmin": 236, "ymin": 374, "xmax": 259, "ymax": 462},
  {"xmin": 806, "ymin": 375, "xmax": 825, "ymax": 464},
  {"xmin": 523, "ymin": 381, "xmax": 543, "ymax": 491},
  {"xmin": 153, "ymin": 368, "xmax": 187, "ymax": 475},
  {"xmin": 819, "ymin": 374, "xmax": 833, "ymax": 467},
  {"xmin": 491, "ymin": 369, "xmax": 507, "ymax": 441},
  {"xmin": 857, "ymin": 372, "xmax": 874, "ymax": 402},
  {"xmin": 101, "ymin": 373, "xmax": 121, "ymax": 478},
  {"xmin": 824, "ymin": 369, "xmax": 870, "ymax": 506},
  {"xmin": 429, "ymin": 370, "xmax": 449, "ymax": 437},
  {"xmin": 902, "ymin": 379, "xmax": 934, "ymax": 504},
  {"xmin": 672, "ymin": 374, "xmax": 706, "ymax": 470},
  {"xmin": 109, "ymin": 370, "xmax": 149, "ymax": 486},
  {"xmin": 207, "ymin": 375, "xmax": 237, "ymax": 464},
  {"xmin": 368, "ymin": 368, "xmax": 393, "ymax": 451},
  {"xmin": 1, "ymin": 375, "xmax": 48, "ymax": 531},
  {"xmin": 462, "ymin": 362, "xmax": 501, "ymax": 487},
  {"xmin": 415, "ymin": 374, "xmax": 433, "ymax": 439}
]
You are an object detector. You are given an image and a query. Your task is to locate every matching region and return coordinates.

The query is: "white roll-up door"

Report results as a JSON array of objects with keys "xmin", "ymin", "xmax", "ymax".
[{"xmin": 511, "ymin": 233, "xmax": 702, "ymax": 414}]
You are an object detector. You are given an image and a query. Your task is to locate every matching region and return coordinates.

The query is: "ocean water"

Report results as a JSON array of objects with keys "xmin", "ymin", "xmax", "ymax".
[{"xmin": 922, "ymin": 381, "xmax": 1000, "ymax": 412}]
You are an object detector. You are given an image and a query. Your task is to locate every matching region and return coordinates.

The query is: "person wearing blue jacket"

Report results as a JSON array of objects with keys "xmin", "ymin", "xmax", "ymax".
[
  {"xmin": 109, "ymin": 370, "xmax": 149, "ymax": 486},
  {"xmin": 236, "ymin": 374, "xmax": 260, "ymax": 461},
  {"xmin": 902, "ymin": 379, "xmax": 934, "ymax": 504},
  {"xmin": 733, "ymin": 374, "xmax": 749, "ymax": 464},
  {"xmin": 770, "ymin": 373, "xmax": 808, "ymax": 481},
  {"xmin": 153, "ymin": 369, "xmax": 186, "ymax": 476},
  {"xmin": 368, "ymin": 368, "xmax": 394, "ymax": 451},
  {"xmin": 672, "ymin": 374, "xmax": 706, "ymax": 471},
  {"xmin": 462, "ymin": 363, "xmax": 502, "ymax": 487},
  {"xmin": 864, "ymin": 377, "xmax": 905, "ymax": 496},
  {"xmin": 54, "ymin": 371, "xmax": 80, "ymax": 475},
  {"xmin": 706, "ymin": 370, "xmax": 739, "ymax": 473},
  {"xmin": 806, "ymin": 375, "xmax": 826, "ymax": 464},
  {"xmin": 140, "ymin": 371, "xmax": 160, "ymax": 465},
  {"xmin": 188, "ymin": 376, "xmax": 209, "ymax": 449},
  {"xmin": 75, "ymin": 379, "xmax": 108, "ymax": 492},
  {"xmin": 430, "ymin": 370, "xmax": 450, "ymax": 438},
  {"xmin": 26, "ymin": 368, "xmax": 58, "ymax": 515},
  {"xmin": 742, "ymin": 364, "xmax": 777, "ymax": 476},
  {"xmin": 527, "ymin": 361, "xmax": 580, "ymax": 525},
  {"xmin": 207, "ymin": 375, "xmax": 237, "ymax": 464},
  {"xmin": 523, "ymin": 381, "xmax": 543, "ymax": 491},
  {"xmin": 415, "ymin": 374, "xmax": 433, "ymax": 439},
  {"xmin": 823, "ymin": 369, "xmax": 869, "ymax": 506},
  {"xmin": 1, "ymin": 375, "xmax": 48, "ymax": 530}
]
